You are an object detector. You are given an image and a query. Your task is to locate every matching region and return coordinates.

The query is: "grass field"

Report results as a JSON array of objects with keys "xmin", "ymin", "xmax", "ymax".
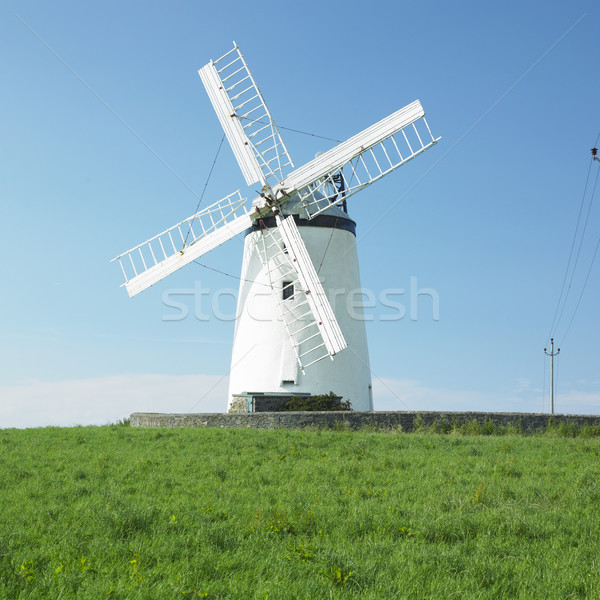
[{"xmin": 1, "ymin": 424, "xmax": 599, "ymax": 599}]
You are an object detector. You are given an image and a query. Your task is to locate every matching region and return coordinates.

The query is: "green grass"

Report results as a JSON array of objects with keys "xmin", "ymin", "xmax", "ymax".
[{"xmin": 1, "ymin": 425, "xmax": 599, "ymax": 599}]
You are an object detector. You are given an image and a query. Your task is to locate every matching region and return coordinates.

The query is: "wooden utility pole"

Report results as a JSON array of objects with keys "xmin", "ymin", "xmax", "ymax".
[{"xmin": 544, "ymin": 338, "xmax": 560, "ymax": 414}]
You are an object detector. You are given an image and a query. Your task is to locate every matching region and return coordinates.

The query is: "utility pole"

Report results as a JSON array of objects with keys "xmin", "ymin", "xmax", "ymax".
[{"xmin": 544, "ymin": 338, "xmax": 560, "ymax": 415}]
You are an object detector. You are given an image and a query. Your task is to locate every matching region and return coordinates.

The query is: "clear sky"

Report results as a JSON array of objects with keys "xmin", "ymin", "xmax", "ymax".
[{"xmin": 2, "ymin": 0, "xmax": 599, "ymax": 427}]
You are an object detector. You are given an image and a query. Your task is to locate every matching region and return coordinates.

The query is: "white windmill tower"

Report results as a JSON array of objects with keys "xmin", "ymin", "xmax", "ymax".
[{"xmin": 112, "ymin": 42, "xmax": 440, "ymax": 412}]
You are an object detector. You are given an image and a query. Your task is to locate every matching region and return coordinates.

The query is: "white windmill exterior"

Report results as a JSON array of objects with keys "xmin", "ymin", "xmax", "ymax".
[{"xmin": 112, "ymin": 43, "xmax": 440, "ymax": 411}]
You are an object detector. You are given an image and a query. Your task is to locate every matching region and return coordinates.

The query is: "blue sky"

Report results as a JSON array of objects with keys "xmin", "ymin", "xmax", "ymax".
[{"xmin": 2, "ymin": 1, "xmax": 600, "ymax": 427}]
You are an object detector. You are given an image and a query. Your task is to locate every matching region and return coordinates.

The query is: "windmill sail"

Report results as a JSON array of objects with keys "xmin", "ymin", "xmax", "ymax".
[
  {"xmin": 273, "ymin": 100, "xmax": 440, "ymax": 218},
  {"xmin": 255, "ymin": 215, "xmax": 347, "ymax": 371},
  {"xmin": 277, "ymin": 214, "xmax": 347, "ymax": 356},
  {"xmin": 112, "ymin": 191, "xmax": 250, "ymax": 297},
  {"xmin": 199, "ymin": 43, "xmax": 293, "ymax": 187}
]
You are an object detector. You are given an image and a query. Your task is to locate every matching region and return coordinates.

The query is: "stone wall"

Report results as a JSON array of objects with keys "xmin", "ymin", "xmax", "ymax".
[{"xmin": 130, "ymin": 410, "xmax": 600, "ymax": 432}]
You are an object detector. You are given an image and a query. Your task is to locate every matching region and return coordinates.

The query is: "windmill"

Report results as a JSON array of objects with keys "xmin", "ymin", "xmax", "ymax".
[{"xmin": 112, "ymin": 42, "xmax": 440, "ymax": 411}]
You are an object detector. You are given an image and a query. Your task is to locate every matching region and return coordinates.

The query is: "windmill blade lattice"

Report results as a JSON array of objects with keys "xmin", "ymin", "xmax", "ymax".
[
  {"xmin": 255, "ymin": 215, "xmax": 347, "ymax": 371},
  {"xmin": 199, "ymin": 43, "xmax": 294, "ymax": 187},
  {"xmin": 112, "ymin": 191, "xmax": 250, "ymax": 297},
  {"xmin": 273, "ymin": 100, "xmax": 440, "ymax": 218}
]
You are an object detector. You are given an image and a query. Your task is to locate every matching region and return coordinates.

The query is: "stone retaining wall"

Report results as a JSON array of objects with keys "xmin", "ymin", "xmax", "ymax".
[{"xmin": 130, "ymin": 411, "xmax": 600, "ymax": 432}]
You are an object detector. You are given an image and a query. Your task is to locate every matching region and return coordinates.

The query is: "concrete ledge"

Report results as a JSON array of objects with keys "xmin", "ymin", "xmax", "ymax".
[{"xmin": 130, "ymin": 411, "xmax": 600, "ymax": 432}]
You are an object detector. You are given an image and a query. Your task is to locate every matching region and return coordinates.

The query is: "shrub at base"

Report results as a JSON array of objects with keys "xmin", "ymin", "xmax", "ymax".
[{"xmin": 279, "ymin": 392, "xmax": 352, "ymax": 412}]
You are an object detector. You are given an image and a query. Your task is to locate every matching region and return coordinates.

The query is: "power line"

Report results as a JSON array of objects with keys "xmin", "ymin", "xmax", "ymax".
[
  {"xmin": 541, "ymin": 138, "xmax": 600, "ymax": 416},
  {"xmin": 560, "ymin": 227, "xmax": 600, "ymax": 344},
  {"xmin": 547, "ymin": 146, "xmax": 597, "ymax": 340},
  {"xmin": 557, "ymin": 145, "xmax": 600, "ymax": 343},
  {"xmin": 551, "ymin": 159, "xmax": 600, "ymax": 337}
]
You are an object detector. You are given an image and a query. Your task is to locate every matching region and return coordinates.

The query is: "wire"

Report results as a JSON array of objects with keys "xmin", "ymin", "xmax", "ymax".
[
  {"xmin": 239, "ymin": 116, "xmax": 342, "ymax": 143},
  {"xmin": 547, "ymin": 158, "xmax": 593, "ymax": 338},
  {"xmin": 278, "ymin": 123, "xmax": 342, "ymax": 143},
  {"xmin": 192, "ymin": 259, "xmax": 271, "ymax": 288},
  {"xmin": 551, "ymin": 160, "xmax": 600, "ymax": 338},
  {"xmin": 317, "ymin": 219, "xmax": 338, "ymax": 275},
  {"xmin": 183, "ymin": 134, "xmax": 226, "ymax": 246},
  {"xmin": 560, "ymin": 231, "xmax": 600, "ymax": 344},
  {"xmin": 547, "ymin": 150, "xmax": 597, "ymax": 340},
  {"xmin": 558, "ymin": 153, "xmax": 600, "ymax": 344},
  {"xmin": 542, "ymin": 136, "xmax": 600, "ymax": 414}
]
